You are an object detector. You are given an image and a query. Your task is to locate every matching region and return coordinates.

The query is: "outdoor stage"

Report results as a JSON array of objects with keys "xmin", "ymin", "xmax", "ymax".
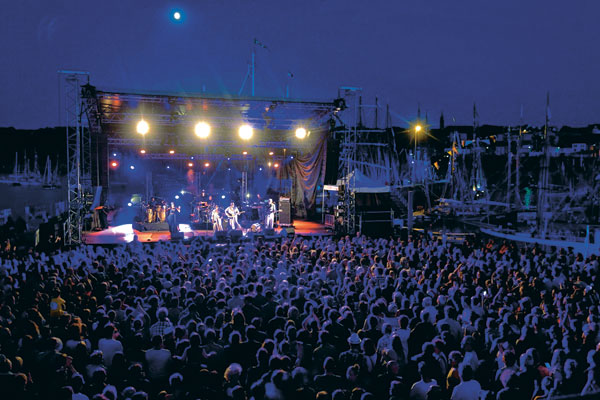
[{"xmin": 82, "ymin": 220, "xmax": 332, "ymax": 245}]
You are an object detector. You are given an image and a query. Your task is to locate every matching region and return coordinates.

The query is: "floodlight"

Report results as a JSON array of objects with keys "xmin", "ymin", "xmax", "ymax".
[
  {"xmin": 194, "ymin": 121, "xmax": 211, "ymax": 138},
  {"xmin": 239, "ymin": 124, "xmax": 253, "ymax": 140},
  {"xmin": 136, "ymin": 119, "xmax": 149, "ymax": 135},
  {"xmin": 295, "ymin": 127, "xmax": 307, "ymax": 139}
]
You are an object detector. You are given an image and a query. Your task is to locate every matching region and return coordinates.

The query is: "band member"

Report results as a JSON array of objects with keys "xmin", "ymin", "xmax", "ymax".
[
  {"xmin": 211, "ymin": 205, "xmax": 223, "ymax": 232},
  {"xmin": 167, "ymin": 202, "xmax": 181, "ymax": 234},
  {"xmin": 266, "ymin": 198, "xmax": 276, "ymax": 229},
  {"xmin": 225, "ymin": 202, "xmax": 242, "ymax": 230}
]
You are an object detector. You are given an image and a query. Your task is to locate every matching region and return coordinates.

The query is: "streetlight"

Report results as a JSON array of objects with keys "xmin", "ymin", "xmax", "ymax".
[{"xmin": 414, "ymin": 124, "xmax": 422, "ymax": 156}]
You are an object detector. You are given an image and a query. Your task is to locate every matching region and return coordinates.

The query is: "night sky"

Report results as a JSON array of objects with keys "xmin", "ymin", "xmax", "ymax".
[{"xmin": 1, "ymin": 0, "xmax": 598, "ymax": 129}]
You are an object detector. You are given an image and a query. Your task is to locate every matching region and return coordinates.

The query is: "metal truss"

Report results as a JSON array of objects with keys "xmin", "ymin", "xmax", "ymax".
[
  {"xmin": 59, "ymin": 70, "xmax": 90, "ymax": 245},
  {"xmin": 96, "ymin": 91, "xmax": 335, "ymax": 133},
  {"xmin": 107, "ymin": 137, "xmax": 312, "ymax": 150},
  {"xmin": 138, "ymin": 153, "xmax": 284, "ymax": 161},
  {"xmin": 338, "ymin": 87, "xmax": 362, "ymax": 235}
]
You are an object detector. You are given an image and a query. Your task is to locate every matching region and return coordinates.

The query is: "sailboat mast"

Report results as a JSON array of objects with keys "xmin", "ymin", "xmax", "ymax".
[
  {"xmin": 516, "ymin": 106, "xmax": 522, "ymax": 206},
  {"xmin": 537, "ymin": 93, "xmax": 551, "ymax": 238}
]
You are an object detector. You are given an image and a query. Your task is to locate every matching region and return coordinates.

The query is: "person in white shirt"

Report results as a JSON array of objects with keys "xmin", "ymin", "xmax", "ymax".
[
  {"xmin": 377, "ymin": 323, "xmax": 394, "ymax": 353},
  {"xmin": 145, "ymin": 335, "xmax": 172, "ymax": 380},
  {"xmin": 97, "ymin": 324, "xmax": 123, "ymax": 367},
  {"xmin": 451, "ymin": 365, "xmax": 481, "ymax": 400},
  {"xmin": 266, "ymin": 198, "xmax": 276, "ymax": 229},
  {"xmin": 410, "ymin": 362, "xmax": 438, "ymax": 400}
]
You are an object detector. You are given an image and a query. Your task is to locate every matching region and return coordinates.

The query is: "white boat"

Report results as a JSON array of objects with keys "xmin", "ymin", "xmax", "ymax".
[{"xmin": 480, "ymin": 226, "xmax": 600, "ymax": 256}]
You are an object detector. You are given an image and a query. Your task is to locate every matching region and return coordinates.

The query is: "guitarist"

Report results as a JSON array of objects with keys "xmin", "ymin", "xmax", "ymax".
[
  {"xmin": 225, "ymin": 202, "xmax": 243, "ymax": 230},
  {"xmin": 266, "ymin": 198, "xmax": 277, "ymax": 229}
]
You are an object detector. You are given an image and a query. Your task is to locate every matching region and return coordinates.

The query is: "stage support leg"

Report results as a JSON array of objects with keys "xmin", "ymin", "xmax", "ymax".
[{"xmin": 407, "ymin": 190, "xmax": 414, "ymax": 238}]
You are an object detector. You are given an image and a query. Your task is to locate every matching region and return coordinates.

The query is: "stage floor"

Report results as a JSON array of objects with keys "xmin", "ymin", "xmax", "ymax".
[{"xmin": 82, "ymin": 220, "xmax": 332, "ymax": 245}]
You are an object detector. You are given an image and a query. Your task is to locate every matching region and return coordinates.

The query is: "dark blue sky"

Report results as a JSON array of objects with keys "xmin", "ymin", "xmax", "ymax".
[{"xmin": 1, "ymin": 0, "xmax": 598, "ymax": 129}]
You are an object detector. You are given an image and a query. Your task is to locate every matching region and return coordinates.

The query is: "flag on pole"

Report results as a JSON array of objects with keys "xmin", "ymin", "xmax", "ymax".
[{"xmin": 254, "ymin": 38, "xmax": 268, "ymax": 49}]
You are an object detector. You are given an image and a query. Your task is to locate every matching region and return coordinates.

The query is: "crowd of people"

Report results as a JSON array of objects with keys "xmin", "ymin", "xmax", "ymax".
[{"xmin": 0, "ymin": 232, "xmax": 599, "ymax": 400}]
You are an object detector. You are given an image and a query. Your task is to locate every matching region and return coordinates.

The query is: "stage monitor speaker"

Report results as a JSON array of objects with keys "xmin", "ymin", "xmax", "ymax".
[
  {"xmin": 170, "ymin": 232, "xmax": 184, "ymax": 242},
  {"xmin": 191, "ymin": 222, "xmax": 212, "ymax": 231},
  {"xmin": 279, "ymin": 197, "xmax": 292, "ymax": 226},
  {"xmin": 280, "ymin": 226, "xmax": 295, "ymax": 236},
  {"xmin": 229, "ymin": 230, "xmax": 243, "ymax": 242},
  {"xmin": 214, "ymin": 231, "xmax": 228, "ymax": 242},
  {"xmin": 264, "ymin": 228, "xmax": 276, "ymax": 237}
]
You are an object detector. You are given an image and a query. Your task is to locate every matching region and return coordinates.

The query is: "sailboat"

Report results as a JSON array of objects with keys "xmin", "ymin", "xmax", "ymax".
[
  {"xmin": 479, "ymin": 94, "xmax": 600, "ymax": 256},
  {"xmin": 42, "ymin": 156, "xmax": 61, "ymax": 189}
]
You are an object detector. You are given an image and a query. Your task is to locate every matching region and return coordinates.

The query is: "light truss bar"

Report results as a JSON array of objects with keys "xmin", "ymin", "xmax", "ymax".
[{"xmin": 107, "ymin": 138, "xmax": 310, "ymax": 149}]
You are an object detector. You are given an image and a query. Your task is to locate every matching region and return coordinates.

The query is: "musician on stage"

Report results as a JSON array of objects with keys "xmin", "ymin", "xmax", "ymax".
[
  {"xmin": 166, "ymin": 202, "xmax": 181, "ymax": 234},
  {"xmin": 211, "ymin": 205, "xmax": 223, "ymax": 232},
  {"xmin": 225, "ymin": 202, "xmax": 242, "ymax": 230},
  {"xmin": 266, "ymin": 198, "xmax": 276, "ymax": 229}
]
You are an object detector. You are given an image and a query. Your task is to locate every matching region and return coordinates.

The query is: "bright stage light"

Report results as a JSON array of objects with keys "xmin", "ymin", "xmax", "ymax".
[
  {"xmin": 274, "ymin": 163, "xmax": 279, "ymax": 168},
  {"xmin": 136, "ymin": 119, "xmax": 149, "ymax": 135},
  {"xmin": 246, "ymin": 193, "xmax": 251, "ymax": 198},
  {"xmin": 221, "ymin": 195, "xmax": 226, "ymax": 199},
  {"xmin": 239, "ymin": 124, "xmax": 253, "ymax": 140},
  {"xmin": 259, "ymin": 167, "xmax": 263, "ymax": 171},
  {"xmin": 242, "ymin": 151, "xmax": 248, "ymax": 155},
  {"xmin": 295, "ymin": 127, "xmax": 307, "ymax": 139},
  {"xmin": 169, "ymin": 150, "xmax": 175, "ymax": 154},
  {"xmin": 127, "ymin": 202, "xmax": 132, "ymax": 207},
  {"xmin": 140, "ymin": 149, "xmax": 146, "ymax": 154},
  {"xmin": 111, "ymin": 161, "xmax": 118, "ymax": 168},
  {"xmin": 180, "ymin": 190, "xmax": 185, "ymax": 195},
  {"xmin": 268, "ymin": 162, "xmax": 272, "ymax": 167},
  {"xmin": 173, "ymin": 11, "xmax": 181, "ymax": 20},
  {"xmin": 188, "ymin": 162, "xmax": 194, "ymax": 167},
  {"xmin": 204, "ymin": 162, "xmax": 210, "ymax": 167},
  {"xmin": 269, "ymin": 151, "xmax": 274, "ymax": 156},
  {"xmin": 113, "ymin": 153, "xmax": 117, "ymax": 157},
  {"xmin": 194, "ymin": 121, "xmax": 211, "ymax": 138},
  {"xmin": 130, "ymin": 165, "xmax": 135, "ymax": 170},
  {"xmin": 175, "ymin": 195, "xmax": 180, "ymax": 199}
]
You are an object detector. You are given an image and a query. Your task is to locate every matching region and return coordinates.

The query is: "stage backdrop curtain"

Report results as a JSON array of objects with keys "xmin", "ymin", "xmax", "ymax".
[{"xmin": 282, "ymin": 130, "xmax": 328, "ymax": 217}]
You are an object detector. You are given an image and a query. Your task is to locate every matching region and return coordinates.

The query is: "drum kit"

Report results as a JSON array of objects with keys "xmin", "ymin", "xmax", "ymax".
[{"xmin": 142, "ymin": 199, "xmax": 168, "ymax": 223}]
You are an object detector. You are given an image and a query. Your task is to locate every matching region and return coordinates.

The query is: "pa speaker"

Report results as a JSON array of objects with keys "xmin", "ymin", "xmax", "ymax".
[{"xmin": 279, "ymin": 197, "xmax": 292, "ymax": 226}]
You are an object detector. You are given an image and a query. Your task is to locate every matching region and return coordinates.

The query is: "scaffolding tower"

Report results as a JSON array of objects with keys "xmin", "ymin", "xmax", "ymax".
[
  {"xmin": 338, "ymin": 87, "xmax": 362, "ymax": 235},
  {"xmin": 59, "ymin": 70, "xmax": 90, "ymax": 245}
]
